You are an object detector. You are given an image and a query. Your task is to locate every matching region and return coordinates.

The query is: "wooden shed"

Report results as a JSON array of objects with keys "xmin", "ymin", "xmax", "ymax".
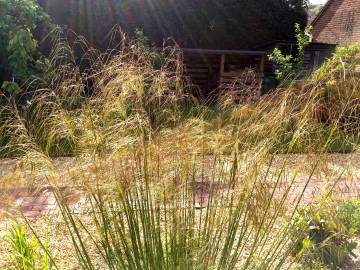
[
  {"xmin": 182, "ymin": 49, "xmax": 266, "ymax": 99},
  {"xmin": 260, "ymin": 41, "xmax": 336, "ymax": 76}
]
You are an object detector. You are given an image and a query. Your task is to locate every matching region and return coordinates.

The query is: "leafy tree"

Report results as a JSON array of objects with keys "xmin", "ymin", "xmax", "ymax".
[{"xmin": 0, "ymin": 0, "xmax": 52, "ymax": 95}]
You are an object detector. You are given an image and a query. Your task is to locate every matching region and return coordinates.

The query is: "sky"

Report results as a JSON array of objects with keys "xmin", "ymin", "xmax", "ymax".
[{"xmin": 309, "ymin": 0, "xmax": 328, "ymax": 4}]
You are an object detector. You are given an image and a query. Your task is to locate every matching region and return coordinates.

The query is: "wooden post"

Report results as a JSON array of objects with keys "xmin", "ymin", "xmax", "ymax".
[
  {"xmin": 219, "ymin": 54, "xmax": 226, "ymax": 87},
  {"xmin": 259, "ymin": 55, "xmax": 265, "ymax": 97},
  {"xmin": 260, "ymin": 55, "xmax": 265, "ymax": 75}
]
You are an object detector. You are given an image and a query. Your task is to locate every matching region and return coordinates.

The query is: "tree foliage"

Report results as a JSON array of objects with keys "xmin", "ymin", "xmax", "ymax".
[
  {"xmin": 309, "ymin": 3, "xmax": 324, "ymax": 15},
  {"xmin": 0, "ymin": 0, "xmax": 51, "ymax": 91},
  {"xmin": 268, "ymin": 23, "xmax": 312, "ymax": 82},
  {"xmin": 38, "ymin": 0, "xmax": 308, "ymax": 50}
]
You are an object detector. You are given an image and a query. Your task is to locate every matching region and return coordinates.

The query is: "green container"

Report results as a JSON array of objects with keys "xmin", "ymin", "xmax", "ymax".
[{"xmin": 262, "ymin": 75, "xmax": 278, "ymax": 95}]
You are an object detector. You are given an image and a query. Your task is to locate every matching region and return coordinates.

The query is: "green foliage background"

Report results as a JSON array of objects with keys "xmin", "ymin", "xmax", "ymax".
[
  {"xmin": 37, "ymin": 0, "xmax": 308, "ymax": 50},
  {"xmin": 0, "ymin": 0, "xmax": 51, "ymax": 90},
  {"xmin": 0, "ymin": 0, "xmax": 309, "ymax": 94}
]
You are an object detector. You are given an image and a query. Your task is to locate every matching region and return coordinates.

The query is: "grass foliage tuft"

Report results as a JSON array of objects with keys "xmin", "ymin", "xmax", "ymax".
[{"xmin": 2, "ymin": 35, "xmax": 360, "ymax": 269}]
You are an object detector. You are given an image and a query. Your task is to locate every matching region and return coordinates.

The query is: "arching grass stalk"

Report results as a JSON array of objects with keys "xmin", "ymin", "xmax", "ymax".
[{"xmin": 47, "ymin": 149, "xmax": 321, "ymax": 270}]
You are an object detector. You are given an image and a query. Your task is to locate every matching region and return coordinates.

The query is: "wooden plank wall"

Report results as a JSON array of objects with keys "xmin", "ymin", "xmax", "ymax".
[
  {"xmin": 183, "ymin": 52, "xmax": 264, "ymax": 100},
  {"xmin": 263, "ymin": 43, "xmax": 336, "ymax": 76},
  {"xmin": 183, "ymin": 53, "xmax": 221, "ymax": 97},
  {"xmin": 220, "ymin": 55, "xmax": 264, "ymax": 85},
  {"xmin": 219, "ymin": 54, "xmax": 264, "ymax": 102}
]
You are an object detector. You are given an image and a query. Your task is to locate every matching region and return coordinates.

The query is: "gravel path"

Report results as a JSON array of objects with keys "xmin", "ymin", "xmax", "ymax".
[
  {"xmin": 1, "ymin": 155, "xmax": 360, "ymax": 269},
  {"xmin": 1, "ymin": 154, "xmax": 360, "ymax": 217}
]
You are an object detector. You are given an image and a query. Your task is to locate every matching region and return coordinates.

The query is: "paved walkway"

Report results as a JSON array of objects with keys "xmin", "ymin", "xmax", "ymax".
[
  {"xmin": 1, "ymin": 177, "xmax": 360, "ymax": 218},
  {"xmin": 0, "ymin": 186, "xmax": 86, "ymax": 218}
]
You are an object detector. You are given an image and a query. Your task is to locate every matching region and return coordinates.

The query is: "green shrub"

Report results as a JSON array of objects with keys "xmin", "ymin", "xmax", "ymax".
[
  {"xmin": 1, "ymin": 81, "xmax": 21, "ymax": 97},
  {"xmin": 292, "ymin": 205, "xmax": 357, "ymax": 269},
  {"xmin": 134, "ymin": 29, "xmax": 166, "ymax": 70},
  {"xmin": 338, "ymin": 199, "xmax": 360, "ymax": 232}
]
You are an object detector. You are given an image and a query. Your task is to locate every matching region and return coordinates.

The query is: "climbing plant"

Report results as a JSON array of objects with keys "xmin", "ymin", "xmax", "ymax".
[{"xmin": 268, "ymin": 23, "xmax": 312, "ymax": 82}]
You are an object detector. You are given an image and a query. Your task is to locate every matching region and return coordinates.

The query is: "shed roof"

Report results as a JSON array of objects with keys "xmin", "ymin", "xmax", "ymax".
[
  {"xmin": 181, "ymin": 48, "xmax": 267, "ymax": 56},
  {"xmin": 257, "ymin": 40, "xmax": 337, "ymax": 50}
]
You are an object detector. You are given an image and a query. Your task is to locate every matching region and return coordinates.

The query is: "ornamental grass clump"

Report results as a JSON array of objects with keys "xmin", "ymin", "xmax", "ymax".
[
  {"xmin": 1, "ymin": 34, "xmax": 360, "ymax": 269},
  {"xmin": 6, "ymin": 223, "xmax": 54, "ymax": 270},
  {"xmin": 47, "ymin": 149, "xmax": 317, "ymax": 270},
  {"xmin": 0, "ymin": 36, "xmax": 359, "ymax": 162}
]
